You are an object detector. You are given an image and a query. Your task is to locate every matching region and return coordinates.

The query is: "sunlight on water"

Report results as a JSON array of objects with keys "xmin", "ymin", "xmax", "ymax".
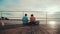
[
  {"xmin": 49, "ymin": 21, "xmax": 56, "ymax": 25},
  {"xmin": 48, "ymin": 21, "xmax": 56, "ymax": 28}
]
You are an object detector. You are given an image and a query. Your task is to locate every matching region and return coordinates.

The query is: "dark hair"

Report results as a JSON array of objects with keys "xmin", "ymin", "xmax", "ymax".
[
  {"xmin": 25, "ymin": 14, "xmax": 27, "ymax": 16},
  {"xmin": 31, "ymin": 14, "xmax": 33, "ymax": 16}
]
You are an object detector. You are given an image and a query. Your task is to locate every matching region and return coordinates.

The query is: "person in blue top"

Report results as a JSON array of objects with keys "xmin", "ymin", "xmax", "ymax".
[{"xmin": 22, "ymin": 14, "xmax": 28, "ymax": 25}]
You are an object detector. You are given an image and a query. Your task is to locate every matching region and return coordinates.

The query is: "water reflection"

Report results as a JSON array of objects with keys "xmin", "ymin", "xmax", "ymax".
[
  {"xmin": 48, "ymin": 21, "xmax": 56, "ymax": 25},
  {"xmin": 48, "ymin": 21, "xmax": 56, "ymax": 28},
  {"xmin": 47, "ymin": 11, "xmax": 60, "ymax": 24}
]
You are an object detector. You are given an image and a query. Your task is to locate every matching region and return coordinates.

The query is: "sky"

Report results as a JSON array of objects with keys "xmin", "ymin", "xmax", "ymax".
[
  {"xmin": 0, "ymin": 0, "xmax": 60, "ymax": 11},
  {"xmin": 0, "ymin": 0, "xmax": 60, "ymax": 19}
]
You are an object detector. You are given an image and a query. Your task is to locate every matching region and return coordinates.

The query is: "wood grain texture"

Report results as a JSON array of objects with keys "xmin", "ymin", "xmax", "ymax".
[{"xmin": 1, "ymin": 24, "xmax": 60, "ymax": 34}]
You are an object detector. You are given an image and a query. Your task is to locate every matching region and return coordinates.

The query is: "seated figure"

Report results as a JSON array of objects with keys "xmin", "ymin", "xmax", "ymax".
[
  {"xmin": 22, "ymin": 14, "xmax": 28, "ymax": 25},
  {"xmin": 29, "ymin": 14, "xmax": 39, "ymax": 25}
]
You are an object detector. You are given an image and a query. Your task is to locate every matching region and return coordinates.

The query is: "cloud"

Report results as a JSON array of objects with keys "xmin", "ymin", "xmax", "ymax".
[{"xmin": 0, "ymin": 0, "xmax": 60, "ymax": 11}]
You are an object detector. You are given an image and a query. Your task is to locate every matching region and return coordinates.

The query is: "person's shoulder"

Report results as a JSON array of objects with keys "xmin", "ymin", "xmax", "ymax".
[
  {"xmin": 26, "ymin": 16, "xmax": 28, "ymax": 18},
  {"xmin": 23, "ymin": 16, "xmax": 27, "ymax": 18},
  {"xmin": 23, "ymin": 16, "xmax": 25, "ymax": 17},
  {"xmin": 33, "ymin": 17, "xmax": 35, "ymax": 18}
]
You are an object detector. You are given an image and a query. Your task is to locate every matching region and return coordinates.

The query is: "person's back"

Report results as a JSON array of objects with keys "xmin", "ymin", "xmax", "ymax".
[
  {"xmin": 22, "ymin": 14, "xmax": 28, "ymax": 24},
  {"xmin": 30, "ymin": 16, "xmax": 35, "ymax": 22},
  {"xmin": 30, "ymin": 14, "xmax": 36, "ymax": 22},
  {"xmin": 22, "ymin": 16, "xmax": 28, "ymax": 23},
  {"xmin": 30, "ymin": 14, "xmax": 39, "ymax": 25}
]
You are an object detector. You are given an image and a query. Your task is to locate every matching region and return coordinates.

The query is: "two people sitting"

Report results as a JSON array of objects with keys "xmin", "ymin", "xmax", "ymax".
[{"xmin": 22, "ymin": 14, "xmax": 39, "ymax": 26}]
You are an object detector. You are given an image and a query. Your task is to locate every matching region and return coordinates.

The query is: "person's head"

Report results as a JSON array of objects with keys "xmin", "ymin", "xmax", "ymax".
[
  {"xmin": 25, "ymin": 14, "xmax": 27, "ymax": 16},
  {"xmin": 31, "ymin": 14, "xmax": 34, "ymax": 16}
]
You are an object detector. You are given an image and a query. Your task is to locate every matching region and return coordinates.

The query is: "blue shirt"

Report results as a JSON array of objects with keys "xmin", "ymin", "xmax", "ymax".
[{"xmin": 22, "ymin": 16, "xmax": 28, "ymax": 23}]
